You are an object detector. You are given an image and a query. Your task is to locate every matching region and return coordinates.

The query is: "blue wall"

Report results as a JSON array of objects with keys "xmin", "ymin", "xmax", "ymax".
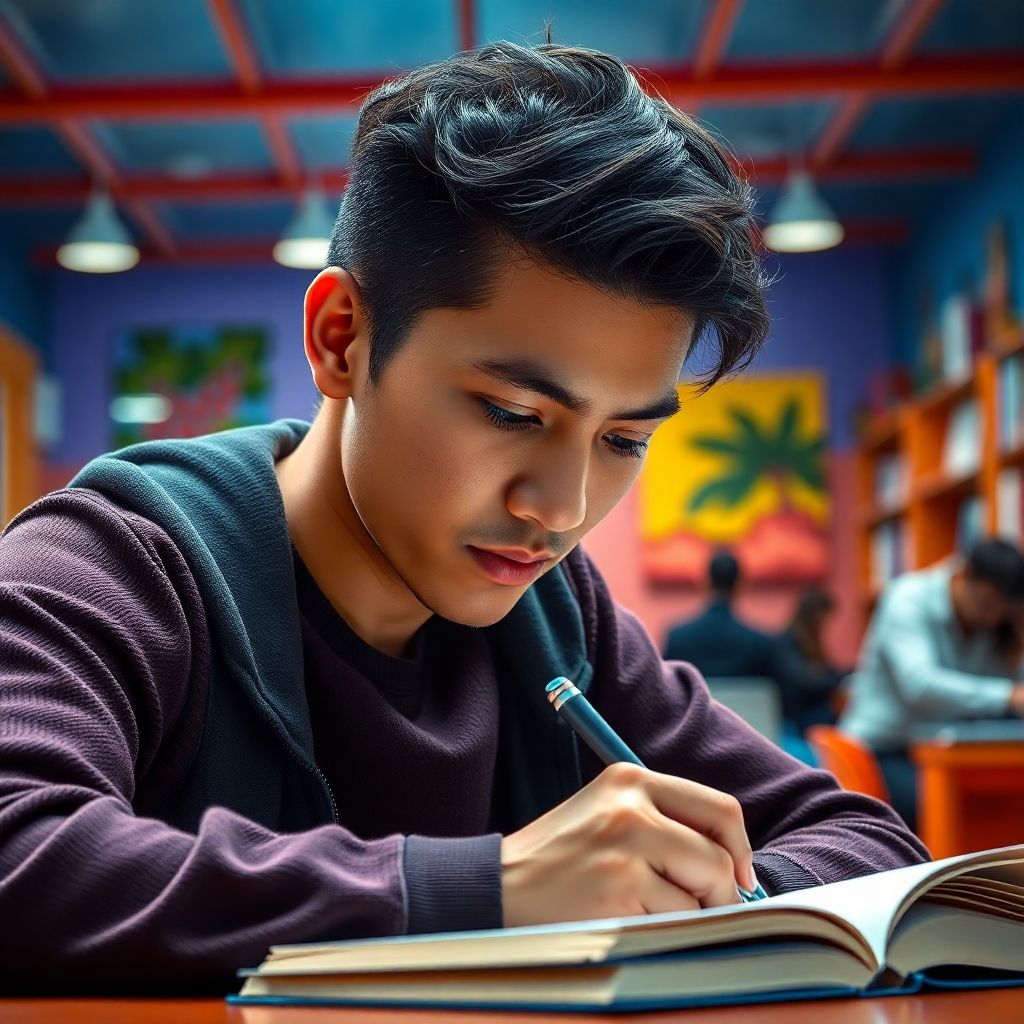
[
  {"xmin": 894, "ymin": 113, "xmax": 1024, "ymax": 366},
  {"xmin": 0, "ymin": 237, "xmax": 49, "ymax": 358}
]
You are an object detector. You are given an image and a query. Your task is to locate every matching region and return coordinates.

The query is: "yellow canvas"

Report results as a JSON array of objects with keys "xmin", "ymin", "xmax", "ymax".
[{"xmin": 640, "ymin": 374, "xmax": 829, "ymax": 584}]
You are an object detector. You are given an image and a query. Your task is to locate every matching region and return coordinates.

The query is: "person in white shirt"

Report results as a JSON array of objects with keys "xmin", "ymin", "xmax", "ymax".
[{"xmin": 840, "ymin": 538, "xmax": 1024, "ymax": 830}]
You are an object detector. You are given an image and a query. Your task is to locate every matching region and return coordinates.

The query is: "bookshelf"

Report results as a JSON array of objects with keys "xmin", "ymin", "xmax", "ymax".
[
  {"xmin": 0, "ymin": 327, "xmax": 39, "ymax": 527},
  {"xmin": 855, "ymin": 329, "xmax": 1022, "ymax": 609}
]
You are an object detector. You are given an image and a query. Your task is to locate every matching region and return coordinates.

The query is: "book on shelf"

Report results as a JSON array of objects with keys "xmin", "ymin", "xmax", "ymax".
[
  {"xmin": 229, "ymin": 845, "xmax": 1024, "ymax": 1012},
  {"xmin": 870, "ymin": 520, "xmax": 906, "ymax": 588},
  {"xmin": 939, "ymin": 291, "xmax": 973, "ymax": 382},
  {"xmin": 943, "ymin": 397, "xmax": 981, "ymax": 476},
  {"xmin": 873, "ymin": 452, "xmax": 906, "ymax": 508},
  {"xmin": 998, "ymin": 353, "xmax": 1023, "ymax": 452},
  {"xmin": 955, "ymin": 494, "xmax": 986, "ymax": 554},
  {"xmin": 996, "ymin": 467, "xmax": 1023, "ymax": 543}
]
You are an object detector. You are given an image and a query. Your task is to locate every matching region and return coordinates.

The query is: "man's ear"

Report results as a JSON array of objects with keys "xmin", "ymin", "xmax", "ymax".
[{"xmin": 303, "ymin": 267, "xmax": 369, "ymax": 399}]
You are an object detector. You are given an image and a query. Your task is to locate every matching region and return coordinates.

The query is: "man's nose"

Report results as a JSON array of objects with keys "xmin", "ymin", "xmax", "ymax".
[{"xmin": 506, "ymin": 442, "xmax": 589, "ymax": 535}]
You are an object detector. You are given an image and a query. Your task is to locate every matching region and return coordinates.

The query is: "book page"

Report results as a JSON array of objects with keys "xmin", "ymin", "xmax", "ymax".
[{"xmin": 764, "ymin": 846, "xmax": 1024, "ymax": 975}]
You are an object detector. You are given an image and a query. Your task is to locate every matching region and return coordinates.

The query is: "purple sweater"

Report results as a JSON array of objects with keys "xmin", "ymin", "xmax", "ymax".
[{"xmin": 0, "ymin": 487, "xmax": 927, "ymax": 989}]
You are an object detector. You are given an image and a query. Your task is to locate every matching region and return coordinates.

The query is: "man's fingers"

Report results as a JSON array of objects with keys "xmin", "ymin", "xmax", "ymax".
[
  {"xmin": 640, "ymin": 768, "xmax": 755, "ymax": 891},
  {"xmin": 640, "ymin": 870, "xmax": 702, "ymax": 916},
  {"xmin": 651, "ymin": 817, "xmax": 745, "ymax": 908}
]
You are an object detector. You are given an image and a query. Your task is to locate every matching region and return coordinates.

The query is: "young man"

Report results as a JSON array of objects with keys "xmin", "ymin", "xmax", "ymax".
[
  {"xmin": 0, "ymin": 42, "xmax": 926, "ymax": 991},
  {"xmin": 840, "ymin": 537, "xmax": 1024, "ymax": 829}
]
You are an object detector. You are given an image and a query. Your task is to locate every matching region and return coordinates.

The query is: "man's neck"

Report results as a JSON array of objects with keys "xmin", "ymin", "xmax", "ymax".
[{"xmin": 274, "ymin": 403, "xmax": 432, "ymax": 657}]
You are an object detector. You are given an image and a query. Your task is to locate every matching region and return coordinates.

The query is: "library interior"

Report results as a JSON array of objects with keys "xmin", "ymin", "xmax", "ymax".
[{"xmin": 0, "ymin": 0, "xmax": 1023, "ymax": 1018}]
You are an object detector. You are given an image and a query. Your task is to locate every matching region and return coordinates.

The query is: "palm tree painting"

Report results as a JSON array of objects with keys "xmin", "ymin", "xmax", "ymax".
[
  {"xmin": 688, "ymin": 399, "xmax": 825, "ymax": 515},
  {"xmin": 640, "ymin": 374, "xmax": 829, "ymax": 584}
]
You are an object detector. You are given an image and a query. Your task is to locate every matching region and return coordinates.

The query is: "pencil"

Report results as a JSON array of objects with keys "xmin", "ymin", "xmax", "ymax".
[{"xmin": 545, "ymin": 675, "xmax": 768, "ymax": 902}]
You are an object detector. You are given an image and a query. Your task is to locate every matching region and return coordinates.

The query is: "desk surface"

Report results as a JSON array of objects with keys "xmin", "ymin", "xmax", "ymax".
[{"xmin": 2, "ymin": 990, "xmax": 1023, "ymax": 1024}]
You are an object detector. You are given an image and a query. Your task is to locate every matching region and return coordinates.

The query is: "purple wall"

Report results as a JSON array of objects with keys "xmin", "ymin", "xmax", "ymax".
[
  {"xmin": 753, "ymin": 246, "xmax": 894, "ymax": 448},
  {"xmin": 49, "ymin": 264, "xmax": 318, "ymax": 465},
  {"xmin": 48, "ymin": 246, "xmax": 892, "ymax": 465}
]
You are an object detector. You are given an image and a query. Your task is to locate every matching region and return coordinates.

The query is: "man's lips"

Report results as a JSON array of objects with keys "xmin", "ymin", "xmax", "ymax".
[{"xmin": 467, "ymin": 546, "xmax": 552, "ymax": 586}]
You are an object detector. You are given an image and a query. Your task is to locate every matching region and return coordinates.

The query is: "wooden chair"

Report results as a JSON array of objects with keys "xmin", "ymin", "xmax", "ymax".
[{"xmin": 806, "ymin": 726, "xmax": 891, "ymax": 802}]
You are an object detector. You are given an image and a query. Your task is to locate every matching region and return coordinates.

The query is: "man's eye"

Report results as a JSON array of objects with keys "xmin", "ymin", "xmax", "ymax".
[
  {"xmin": 604, "ymin": 434, "xmax": 649, "ymax": 460},
  {"xmin": 479, "ymin": 399, "xmax": 539, "ymax": 432}
]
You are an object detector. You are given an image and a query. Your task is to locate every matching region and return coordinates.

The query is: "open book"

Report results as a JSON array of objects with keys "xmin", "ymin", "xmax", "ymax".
[{"xmin": 230, "ymin": 844, "xmax": 1024, "ymax": 1012}]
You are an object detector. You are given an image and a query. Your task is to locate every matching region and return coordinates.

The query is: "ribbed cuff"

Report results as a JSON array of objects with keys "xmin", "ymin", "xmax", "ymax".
[
  {"xmin": 403, "ymin": 833, "xmax": 503, "ymax": 935},
  {"xmin": 751, "ymin": 851, "xmax": 820, "ymax": 896}
]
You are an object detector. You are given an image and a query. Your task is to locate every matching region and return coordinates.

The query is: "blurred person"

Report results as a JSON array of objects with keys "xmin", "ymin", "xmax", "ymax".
[
  {"xmin": 0, "ymin": 40, "xmax": 925, "ymax": 992},
  {"xmin": 774, "ymin": 587, "xmax": 849, "ymax": 734},
  {"xmin": 840, "ymin": 538, "xmax": 1024, "ymax": 831},
  {"xmin": 663, "ymin": 551, "xmax": 779, "ymax": 679}
]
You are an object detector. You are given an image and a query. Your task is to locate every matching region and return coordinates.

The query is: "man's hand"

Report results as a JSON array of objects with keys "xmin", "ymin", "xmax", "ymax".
[{"xmin": 501, "ymin": 762, "xmax": 756, "ymax": 928}]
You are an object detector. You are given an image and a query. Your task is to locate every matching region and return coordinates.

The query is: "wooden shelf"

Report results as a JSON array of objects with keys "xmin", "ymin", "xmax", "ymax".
[
  {"xmin": 860, "ymin": 503, "xmax": 907, "ymax": 528},
  {"xmin": 993, "ymin": 328, "xmax": 1024, "ymax": 362},
  {"xmin": 860, "ymin": 410, "xmax": 902, "ymax": 453},
  {"xmin": 999, "ymin": 442, "xmax": 1024, "ymax": 468},
  {"xmin": 912, "ymin": 469, "xmax": 980, "ymax": 503},
  {"xmin": 913, "ymin": 374, "xmax": 975, "ymax": 416}
]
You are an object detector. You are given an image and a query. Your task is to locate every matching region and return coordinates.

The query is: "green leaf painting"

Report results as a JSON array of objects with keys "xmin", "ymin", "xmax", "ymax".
[
  {"xmin": 687, "ymin": 397, "xmax": 827, "ymax": 515},
  {"xmin": 112, "ymin": 325, "xmax": 271, "ymax": 448}
]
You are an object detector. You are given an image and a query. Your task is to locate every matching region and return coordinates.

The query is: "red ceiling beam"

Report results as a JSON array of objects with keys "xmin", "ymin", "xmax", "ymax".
[
  {"xmin": 881, "ymin": 0, "xmax": 947, "ymax": 69},
  {"xmin": 204, "ymin": 0, "xmax": 303, "ymax": 190},
  {"xmin": 812, "ymin": 0, "xmax": 948, "ymax": 168},
  {"xmin": 30, "ymin": 214, "xmax": 912, "ymax": 267},
  {"xmin": 0, "ymin": 171, "xmax": 350, "ymax": 204},
  {"xmin": 692, "ymin": 0, "xmax": 744, "ymax": 79},
  {"xmin": 0, "ymin": 148, "xmax": 971, "ymax": 207},
  {"xmin": 0, "ymin": 18, "xmax": 46, "ymax": 97},
  {"xmin": 2, "ymin": 54, "xmax": 1022, "ymax": 124},
  {"xmin": 205, "ymin": 0, "xmax": 261, "ymax": 92},
  {"xmin": 458, "ymin": 0, "xmax": 475, "ymax": 53},
  {"xmin": 0, "ymin": 10, "xmax": 177, "ymax": 256}
]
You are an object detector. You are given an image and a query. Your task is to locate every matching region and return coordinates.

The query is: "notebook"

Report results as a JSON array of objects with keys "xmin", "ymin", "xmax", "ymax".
[{"xmin": 230, "ymin": 843, "xmax": 1024, "ymax": 1012}]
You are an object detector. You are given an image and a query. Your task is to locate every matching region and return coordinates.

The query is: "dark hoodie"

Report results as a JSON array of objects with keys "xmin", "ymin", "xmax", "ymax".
[{"xmin": 0, "ymin": 421, "xmax": 927, "ymax": 991}]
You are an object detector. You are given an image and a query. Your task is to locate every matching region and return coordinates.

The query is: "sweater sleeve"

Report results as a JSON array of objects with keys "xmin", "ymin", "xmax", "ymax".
[
  {"xmin": 0, "ymin": 490, "xmax": 411, "ymax": 990},
  {"xmin": 568, "ymin": 548, "xmax": 930, "ymax": 895}
]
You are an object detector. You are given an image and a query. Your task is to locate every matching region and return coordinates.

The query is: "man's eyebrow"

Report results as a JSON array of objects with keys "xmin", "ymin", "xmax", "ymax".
[{"xmin": 471, "ymin": 358, "xmax": 680, "ymax": 422}]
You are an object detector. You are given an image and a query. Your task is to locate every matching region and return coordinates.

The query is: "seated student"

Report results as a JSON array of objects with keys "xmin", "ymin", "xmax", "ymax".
[
  {"xmin": 0, "ymin": 41, "xmax": 926, "ymax": 992},
  {"xmin": 663, "ymin": 551, "xmax": 778, "ymax": 680},
  {"xmin": 840, "ymin": 538, "xmax": 1024, "ymax": 831},
  {"xmin": 774, "ymin": 587, "xmax": 849, "ymax": 735}
]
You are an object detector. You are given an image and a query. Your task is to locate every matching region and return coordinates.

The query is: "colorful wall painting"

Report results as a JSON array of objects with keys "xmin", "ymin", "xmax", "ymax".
[
  {"xmin": 640, "ymin": 373, "xmax": 829, "ymax": 585},
  {"xmin": 111, "ymin": 325, "xmax": 271, "ymax": 448}
]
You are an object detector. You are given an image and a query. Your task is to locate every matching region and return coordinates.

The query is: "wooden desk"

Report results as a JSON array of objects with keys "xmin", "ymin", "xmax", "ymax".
[
  {"xmin": 2, "ymin": 989, "xmax": 1024, "ymax": 1023},
  {"xmin": 911, "ymin": 740, "xmax": 1024, "ymax": 859}
]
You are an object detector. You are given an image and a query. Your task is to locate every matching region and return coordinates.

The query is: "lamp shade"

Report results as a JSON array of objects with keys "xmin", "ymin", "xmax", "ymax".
[
  {"xmin": 56, "ymin": 193, "xmax": 139, "ymax": 273},
  {"xmin": 763, "ymin": 171, "xmax": 844, "ymax": 253},
  {"xmin": 273, "ymin": 189, "xmax": 334, "ymax": 269}
]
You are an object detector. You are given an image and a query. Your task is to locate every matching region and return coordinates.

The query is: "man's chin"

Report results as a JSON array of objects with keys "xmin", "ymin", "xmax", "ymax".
[{"xmin": 425, "ymin": 586, "xmax": 530, "ymax": 628}]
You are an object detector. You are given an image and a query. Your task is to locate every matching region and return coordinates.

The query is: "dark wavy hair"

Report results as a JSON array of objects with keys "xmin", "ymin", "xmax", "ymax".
[{"xmin": 328, "ymin": 40, "xmax": 770, "ymax": 387}]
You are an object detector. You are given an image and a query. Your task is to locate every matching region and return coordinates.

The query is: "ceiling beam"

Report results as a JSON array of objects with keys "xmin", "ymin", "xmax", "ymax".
[
  {"xmin": 0, "ymin": 147, "xmax": 973, "ymax": 207},
  {"xmin": 812, "ymin": 0, "xmax": 948, "ymax": 168},
  {"xmin": 458, "ymin": 0, "xmax": 475, "ymax": 53},
  {"xmin": 30, "ymin": 215, "xmax": 910, "ymax": 266},
  {"xmin": 0, "ymin": 18, "xmax": 46, "ymax": 97},
  {"xmin": 0, "ymin": 9, "xmax": 177, "ymax": 256},
  {"xmin": 1, "ymin": 54, "xmax": 1022, "ymax": 125},
  {"xmin": 204, "ymin": 0, "xmax": 303, "ymax": 189},
  {"xmin": 692, "ymin": 0, "xmax": 744, "ymax": 80}
]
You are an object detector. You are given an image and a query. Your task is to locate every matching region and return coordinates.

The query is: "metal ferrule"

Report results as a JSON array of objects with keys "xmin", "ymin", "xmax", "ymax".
[{"xmin": 546, "ymin": 677, "xmax": 580, "ymax": 712}]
